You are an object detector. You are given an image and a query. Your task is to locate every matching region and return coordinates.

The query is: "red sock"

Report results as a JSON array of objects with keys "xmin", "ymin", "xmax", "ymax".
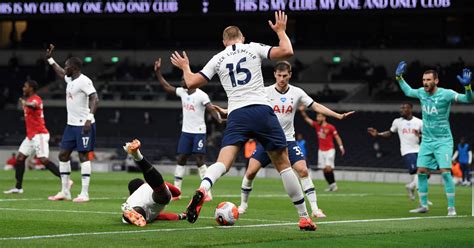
[
  {"xmin": 165, "ymin": 182, "xmax": 181, "ymax": 197},
  {"xmin": 156, "ymin": 212, "xmax": 179, "ymax": 221}
]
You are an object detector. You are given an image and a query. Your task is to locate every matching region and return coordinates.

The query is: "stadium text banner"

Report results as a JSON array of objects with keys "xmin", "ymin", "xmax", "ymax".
[{"xmin": 0, "ymin": 0, "xmax": 452, "ymax": 15}]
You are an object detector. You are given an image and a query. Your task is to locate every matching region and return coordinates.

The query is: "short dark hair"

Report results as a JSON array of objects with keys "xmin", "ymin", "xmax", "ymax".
[
  {"xmin": 274, "ymin": 61, "xmax": 292, "ymax": 72},
  {"xmin": 26, "ymin": 80, "xmax": 39, "ymax": 92},
  {"xmin": 128, "ymin": 178, "xmax": 145, "ymax": 195},
  {"xmin": 67, "ymin": 57, "xmax": 83, "ymax": 70},
  {"xmin": 423, "ymin": 70, "xmax": 438, "ymax": 79},
  {"xmin": 401, "ymin": 102, "xmax": 413, "ymax": 108}
]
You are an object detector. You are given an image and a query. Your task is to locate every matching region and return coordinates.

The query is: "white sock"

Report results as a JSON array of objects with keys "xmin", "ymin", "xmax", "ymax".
[
  {"xmin": 80, "ymin": 161, "xmax": 91, "ymax": 196},
  {"xmin": 59, "ymin": 161, "xmax": 71, "ymax": 193},
  {"xmin": 200, "ymin": 162, "xmax": 227, "ymax": 192},
  {"xmin": 240, "ymin": 175, "xmax": 253, "ymax": 207},
  {"xmin": 280, "ymin": 167, "xmax": 309, "ymax": 218},
  {"xmin": 174, "ymin": 165, "xmax": 185, "ymax": 190},
  {"xmin": 412, "ymin": 174, "xmax": 418, "ymax": 189},
  {"xmin": 198, "ymin": 164, "xmax": 207, "ymax": 179},
  {"xmin": 131, "ymin": 149, "xmax": 144, "ymax": 161},
  {"xmin": 300, "ymin": 176, "xmax": 319, "ymax": 213}
]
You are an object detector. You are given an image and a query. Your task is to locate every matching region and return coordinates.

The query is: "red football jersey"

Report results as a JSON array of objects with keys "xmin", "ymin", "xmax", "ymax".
[
  {"xmin": 312, "ymin": 121, "xmax": 338, "ymax": 151},
  {"xmin": 23, "ymin": 95, "xmax": 48, "ymax": 139}
]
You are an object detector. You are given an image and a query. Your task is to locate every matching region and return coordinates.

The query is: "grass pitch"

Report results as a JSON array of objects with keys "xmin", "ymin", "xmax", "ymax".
[{"xmin": 0, "ymin": 170, "xmax": 472, "ymax": 247}]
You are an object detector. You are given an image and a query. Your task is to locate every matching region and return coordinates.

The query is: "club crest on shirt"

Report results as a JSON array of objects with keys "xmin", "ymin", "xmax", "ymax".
[{"xmin": 280, "ymin": 97, "xmax": 287, "ymax": 103}]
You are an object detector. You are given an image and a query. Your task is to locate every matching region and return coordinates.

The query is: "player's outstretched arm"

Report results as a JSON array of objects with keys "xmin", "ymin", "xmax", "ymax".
[
  {"xmin": 455, "ymin": 68, "xmax": 473, "ymax": 103},
  {"xmin": 170, "ymin": 51, "xmax": 207, "ymax": 89},
  {"xmin": 395, "ymin": 61, "xmax": 418, "ymax": 99},
  {"xmin": 298, "ymin": 105, "xmax": 315, "ymax": 126},
  {"xmin": 154, "ymin": 58, "xmax": 177, "ymax": 95},
  {"xmin": 45, "ymin": 44, "xmax": 66, "ymax": 79},
  {"xmin": 267, "ymin": 11, "xmax": 294, "ymax": 60},
  {"xmin": 367, "ymin": 127, "xmax": 392, "ymax": 138},
  {"xmin": 205, "ymin": 103, "xmax": 224, "ymax": 124},
  {"xmin": 310, "ymin": 102, "xmax": 354, "ymax": 120}
]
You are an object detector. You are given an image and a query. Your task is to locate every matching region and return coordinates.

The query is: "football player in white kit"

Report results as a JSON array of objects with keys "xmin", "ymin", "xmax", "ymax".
[
  {"xmin": 237, "ymin": 61, "xmax": 354, "ymax": 218},
  {"xmin": 368, "ymin": 103, "xmax": 423, "ymax": 200},
  {"xmin": 172, "ymin": 11, "xmax": 322, "ymax": 230},
  {"xmin": 121, "ymin": 139, "xmax": 186, "ymax": 227},
  {"xmin": 154, "ymin": 58, "xmax": 222, "ymax": 201},
  {"xmin": 45, "ymin": 44, "xmax": 99, "ymax": 203}
]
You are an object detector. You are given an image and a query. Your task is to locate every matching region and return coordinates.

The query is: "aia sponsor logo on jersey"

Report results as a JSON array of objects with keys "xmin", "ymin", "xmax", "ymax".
[
  {"xmin": 402, "ymin": 128, "xmax": 417, "ymax": 135},
  {"xmin": 422, "ymin": 105, "xmax": 438, "ymax": 115},
  {"xmin": 183, "ymin": 103, "xmax": 196, "ymax": 111},
  {"xmin": 273, "ymin": 105, "xmax": 293, "ymax": 114}
]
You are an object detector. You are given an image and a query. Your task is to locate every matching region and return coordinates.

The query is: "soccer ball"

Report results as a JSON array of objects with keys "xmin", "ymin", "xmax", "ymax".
[{"xmin": 214, "ymin": 201, "xmax": 239, "ymax": 226}]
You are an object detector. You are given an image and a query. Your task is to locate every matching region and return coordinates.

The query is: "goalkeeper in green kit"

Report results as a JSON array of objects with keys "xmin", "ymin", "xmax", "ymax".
[{"xmin": 395, "ymin": 61, "xmax": 473, "ymax": 216}]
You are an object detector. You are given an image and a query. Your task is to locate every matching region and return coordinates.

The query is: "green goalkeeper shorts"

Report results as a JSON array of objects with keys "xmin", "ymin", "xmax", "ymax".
[{"xmin": 417, "ymin": 140, "xmax": 453, "ymax": 170}]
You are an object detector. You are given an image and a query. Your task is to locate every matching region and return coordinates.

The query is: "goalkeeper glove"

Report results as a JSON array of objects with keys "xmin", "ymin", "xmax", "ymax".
[
  {"xmin": 457, "ymin": 68, "xmax": 472, "ymax": 90},
  {"xmin": 395, "ymin": 61, "xmax": 407, "ymax": 81}
]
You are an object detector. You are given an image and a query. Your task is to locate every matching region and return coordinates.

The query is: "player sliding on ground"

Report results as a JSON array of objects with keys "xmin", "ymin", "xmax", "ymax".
[
  {"xmin": 395, "ymin": 61, "xmax": 473, "ymax": 216},
  {"xmin": 121, "ymin": 139, "xmax": 186, "ymax": 227},
  {"xmin": 171, "ymin": 11, "xmax": 317, "ymax": 230},
  {"xmin": 154, "ymin": 58, "xmax": 223, "ymax": 201},
  {"xmin": 236, "ymin": 61, "xmax": 354, "ymax": 218}
]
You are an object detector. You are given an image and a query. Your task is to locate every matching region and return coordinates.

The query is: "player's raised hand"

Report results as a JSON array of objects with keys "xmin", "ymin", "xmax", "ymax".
[
  {"xmin": 395, "ymin": 61, "xmax": 407, "ymax": 79},
  {"xmin": 170, "ymin": 51, "xmax": 189, "ymax": 70},
  {"xmin": 456, "ymin": 68, "xmax": 472, "ymax": 86},
  {"xmin": 339, "ymin": 111, "xmax": 355, "ymax": 120},
  {"xmin": 212, "ymin": 104, "xmax": 228, "ymax": 116},
  {"xmin": 367, "ymin": 127, "xmax": 378, "ymax": 137},
  {"xmin": 18, "ymin": 97, "xmax": 26, "ymax": 107},
  {"xmin": 46, "ymin": 44, "xmax": 55, "ymax": 58},
  {"xmin": 268, "ymin": 10, "xmax": 287, "ymax": 33},
  {"xmin": 154, "ymin": 58, "xmax": 162, "ymax": 72}
]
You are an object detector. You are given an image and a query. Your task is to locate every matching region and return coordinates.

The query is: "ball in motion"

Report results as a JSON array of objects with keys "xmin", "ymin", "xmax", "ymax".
[{"xmin": 214, "ymin": 201, "xmax": 239, "ymax": 226}]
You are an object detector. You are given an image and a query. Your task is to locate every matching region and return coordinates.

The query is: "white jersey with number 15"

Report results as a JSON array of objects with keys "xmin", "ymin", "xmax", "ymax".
[{"xmin": 199, "ymin": 42, "xmax": 272, "ymax": 114}]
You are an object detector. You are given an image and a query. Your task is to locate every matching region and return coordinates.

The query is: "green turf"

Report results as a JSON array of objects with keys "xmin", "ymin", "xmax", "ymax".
[{"xmin": 0, "ymin": 170, "xmax": 472, "ymax": 247}]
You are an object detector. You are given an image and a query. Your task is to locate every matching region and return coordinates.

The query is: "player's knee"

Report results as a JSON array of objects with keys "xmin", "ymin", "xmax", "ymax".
[
  {"xmin": 297, "ymin": 168, "xmax": 309, "ymax": 178},
  {"xmin": 16, "ymin": 153, "xmax": 26, "ymax": 162},
  {"xmin": 195, "ymin": 155, "xmax": 205, "ymax": 166},
  {"xmin": 177, "ymin": 154, "xmax": 189, "ymax": 165},
  {"xmin": 417, "ymin": 167, "xmax": 428, "ymax": 174},
  {"xmin": 58, "ymin": 151, "xmax": 70, "ymax": 162},
  {"xmin": 39, "ymin": 157, "xmax": 49, "ymax": 165},
  {"xmin": 246, "ymin": 171, "xmax": 257, "ymax": 180},
  {"xmin": 153, "ymin": 190, "xmax": 171, "ymax": 205}
]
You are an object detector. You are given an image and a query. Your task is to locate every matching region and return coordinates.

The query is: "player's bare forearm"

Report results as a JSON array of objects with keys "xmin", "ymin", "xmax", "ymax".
[
  {"xmin": 51, "ymin": 63, "xmax": 66, "ymax": 79},
  {"xmin": 299, "ymin": 110, "xmax": 313, "ymax": 126},
  {"xmin": 378, "ymin": 131, "xmax": 392, "ymax": 138},
  {"xmin": 206, "ymin": 104, "xmax": 223, "ymax": 124},
  {"xmin": 335, "ymin": 135, "xmax": 344, "ymax": 148},
  {"xmin": 88, "ymin": 93, "xmax": 99, "ymax": 115},
  {"xmin": 397, "ymin": 78, "xmax": 418, "ymax": 98},
  {"xmin": 311, "ymin": 102, "xmax": 342, "ymax": 120},
  {"xmin": 155, "ymin": 71, "xmax": 176, "ymax": 95}
]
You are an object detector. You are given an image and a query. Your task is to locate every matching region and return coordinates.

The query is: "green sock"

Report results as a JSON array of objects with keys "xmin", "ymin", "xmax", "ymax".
[
  {"xmin": 417, "ymin": 173, "xmax": 429, "ymax": 207},
  {"xmin": 441, "ymin": 172, "xmax": 455, "ymax": 208}
]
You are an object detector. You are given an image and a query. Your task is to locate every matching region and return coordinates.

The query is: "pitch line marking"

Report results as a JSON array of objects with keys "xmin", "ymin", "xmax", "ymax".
[
  {"xmin": 0, "ymin": 207, "xmax": 289, "ymax": 223},
  {"xmin": 0, "ymin": 215, "xmax": 468, "ymax": 241}
]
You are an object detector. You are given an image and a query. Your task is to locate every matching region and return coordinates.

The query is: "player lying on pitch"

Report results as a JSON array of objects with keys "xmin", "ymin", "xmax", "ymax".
[{"xmin": 121, "ymin": 139, "xmax": 186, "ymax": 227}]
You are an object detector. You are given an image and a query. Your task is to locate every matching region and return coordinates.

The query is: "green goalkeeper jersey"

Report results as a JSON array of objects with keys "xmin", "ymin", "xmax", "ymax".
[
  {"xmin": 415, "ymin": 87, "xmax": 457, "ymax": 142},
  {"xmin": 397, "ymin": 78, "xmax": 472, "ymax": 143}
]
